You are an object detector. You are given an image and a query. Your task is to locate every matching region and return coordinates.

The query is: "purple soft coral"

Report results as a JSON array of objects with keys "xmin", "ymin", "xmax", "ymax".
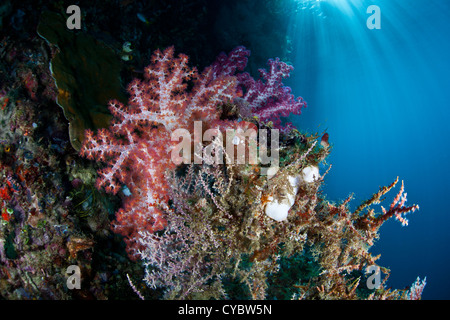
[
  {"xmin": 209, "ymin": 46, "xmax": 306, "ymax": 129},
  {"xmin": 210, "ymin": 45, "xmax": 250, "ymax": 77},
  {"xmin": 237, "ymin": 57, "xmax": 306, "ymax": 128}
]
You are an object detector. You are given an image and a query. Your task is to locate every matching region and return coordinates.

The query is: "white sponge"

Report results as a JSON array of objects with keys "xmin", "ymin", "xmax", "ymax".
[
  {"xmin": 264, "ymin": 166, "xmax": 320, "ymax": 221},
  {"xmin": 265, "ymin": 197, "xmax": 292, "ymax": 221},
  {"xmin": 300, "ymin": 165, "xmax": 320, "ymax": 183},
  {"xmin": 265, "ymin": 175, "xmax": 300, "ymax": 221}
]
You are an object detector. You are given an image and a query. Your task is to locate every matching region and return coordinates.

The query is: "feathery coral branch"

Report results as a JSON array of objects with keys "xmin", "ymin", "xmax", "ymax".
[
  {"xmin": 238, "ymin": 57, "xmax": 306, "ymax": 127},
  {"xmin": 407, "ymin": 277, "xmax": 427, "ymax": 300},
  {"xmin": 373, "ymin": 179, "xmax": 419, "ymax": 228}
]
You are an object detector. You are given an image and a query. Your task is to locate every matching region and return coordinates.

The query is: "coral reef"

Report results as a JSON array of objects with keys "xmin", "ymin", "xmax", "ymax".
[
  {"xmin": 80, "ymin": 46, "xmax": 245, "ymax": 259},
  {"xmin": 80, "ymin": 46, "xmax": 423, "ymax": 300},
  {"xmin": 0, "ymin": 13, "xmax": 147, "ymax": 299},
  {"xmin": 0, "ymin": 0, "xmax": 425, "ymax": 301}
]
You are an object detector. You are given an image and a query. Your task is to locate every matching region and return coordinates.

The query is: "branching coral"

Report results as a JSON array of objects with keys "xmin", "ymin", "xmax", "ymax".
[
  {"xmin": 80, "ymin": 46, "xmax": 246, "ymax": 259},
  {"xmin": 81, "ymin": 46, "xmax": 423, "ymax": 300}
]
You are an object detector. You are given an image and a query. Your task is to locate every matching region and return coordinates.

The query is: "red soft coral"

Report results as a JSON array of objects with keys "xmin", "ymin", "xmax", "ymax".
[
  {"xmin": 81, "ymin": 46, "xmax": 308, "ymax": 258},
  {"xmin": 80, "ymin": 47, "xmax": 239, "ymax": 258}
]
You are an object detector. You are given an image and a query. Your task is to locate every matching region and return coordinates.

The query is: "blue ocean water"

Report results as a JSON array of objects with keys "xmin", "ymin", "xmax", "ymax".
[{"xmin": 287, "ymin": 0, "xmax": 450, "ymax": 299}]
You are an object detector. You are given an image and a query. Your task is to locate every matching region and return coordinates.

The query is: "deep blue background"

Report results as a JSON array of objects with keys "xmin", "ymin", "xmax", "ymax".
[{"xmin": 287, "ymin": 0, "xmax": 450, "ymax": 299}]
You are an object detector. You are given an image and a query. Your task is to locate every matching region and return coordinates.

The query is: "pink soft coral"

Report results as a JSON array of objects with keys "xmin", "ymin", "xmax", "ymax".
[
  {"xmin": 80, "ymin": 46, "xmax": 306, "ymax": 258},
  {"xmin": 81, "ymin": 47, "xmax": 239, "ymax": 258}
]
